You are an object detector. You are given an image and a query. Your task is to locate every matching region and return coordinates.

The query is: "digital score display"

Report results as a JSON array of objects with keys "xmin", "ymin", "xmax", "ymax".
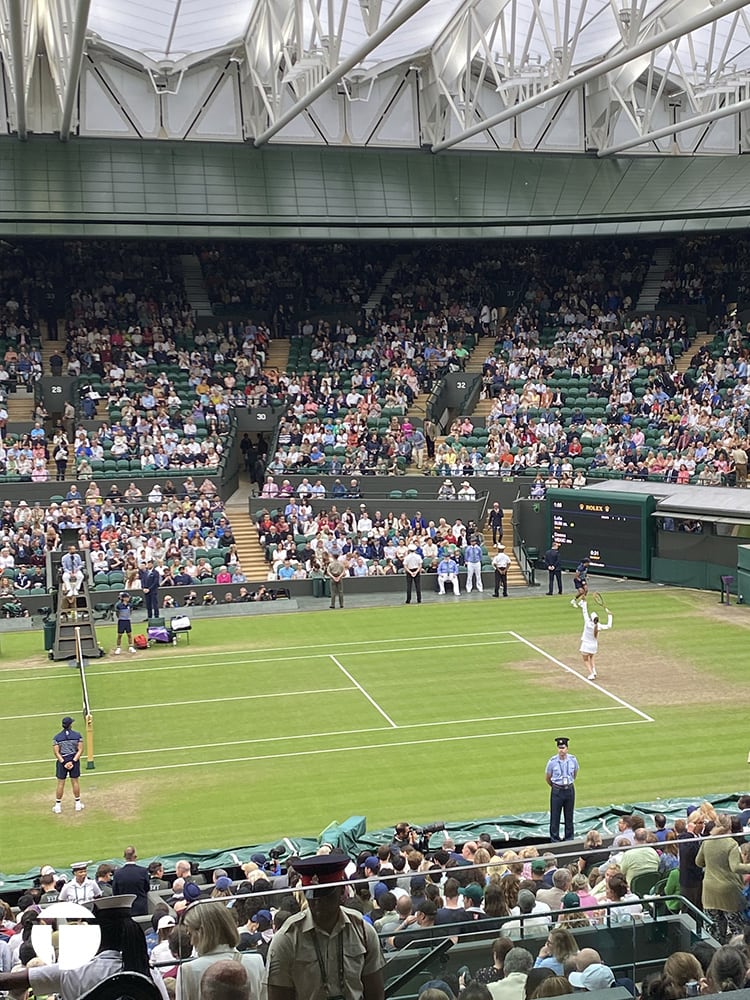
[{"xmin": 546, "ymin": 489, "xmax": 655, "ymax": 579}]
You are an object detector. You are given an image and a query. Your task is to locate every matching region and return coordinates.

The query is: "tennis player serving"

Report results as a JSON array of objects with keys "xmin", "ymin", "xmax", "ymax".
[{"xmin": 579, "ymin": 599, "xmax": 612, "ymax": 680}]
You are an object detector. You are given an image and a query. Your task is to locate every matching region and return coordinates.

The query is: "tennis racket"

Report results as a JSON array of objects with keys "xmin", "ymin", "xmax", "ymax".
[{"xmin": 592, "ymin": 591, "xmax": 606, "ymax": 609}]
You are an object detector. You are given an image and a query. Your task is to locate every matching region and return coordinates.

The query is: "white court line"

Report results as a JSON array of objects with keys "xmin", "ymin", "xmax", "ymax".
[
  {"xmin": 0, "ymin": 670, "xmax": 85, "ymax": 685},
  {"xmin": 1, "ymin": 706, "xmax": 622, "ymax": 768},
  {"xmin": 343, "ymin": 640, "xmax": 519, "ymax": 656},
  {"xmin": 0, "ymin": 639, "xmax": 523, "ymax": 684},
  {"xmin": 90, "ymin": 629, "xmax": 517, "ymax": 664},
  {"xmin": 508, "ymin": 631, "xmax": 654, "ymax": 723},
  {"xmin": 0, "ymin": 686, "xmax": 356, "ymax": 723},
  {"xmin": 329, "ymin": 655, "xmax": 398, "ymax": 728},
  {"xmin": 0, "ymin": 718, "xmax": 651, "ymax": 786}
]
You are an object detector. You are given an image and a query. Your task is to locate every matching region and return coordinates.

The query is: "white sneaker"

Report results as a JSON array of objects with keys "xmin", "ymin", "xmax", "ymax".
[
  {"xmin": 129, "ymin": 646, "xmax": 136, "ymax": 653},
  {"xmin": 114, "ymin": 647, "xmax": 121, "ymax": 655},
  {"xmin": 570, "ymin": 598, "xmax": 578, "ymax": 607},
  {"xmin": 588, "ymin": 671, "xmax": 597, "ymax": 680},
  {"xmin": 53, "ymin": 802, "xmax": 61, "ymax": 814},
  {"xmin": 75, "ymin": 800, "xmax": 84, "ymax": 811}
]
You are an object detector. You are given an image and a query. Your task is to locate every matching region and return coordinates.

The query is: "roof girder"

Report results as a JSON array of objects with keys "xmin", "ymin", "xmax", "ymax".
[
  {"xmin": 431, "ymin": 0, "xmax": 750, "ymax": 151},
  {"xmin": 252, "ymin": 0, "xmax": 431, "ymax": 146},
  {"xmin": 0, "ymin": 0, "xmax": 38, "ymax": 137}
]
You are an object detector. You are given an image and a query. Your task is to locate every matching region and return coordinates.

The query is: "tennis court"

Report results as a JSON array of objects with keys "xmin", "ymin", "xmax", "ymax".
[{"xmin": 0, "ymin": 590, "xmax": 746, "ymax": 871}]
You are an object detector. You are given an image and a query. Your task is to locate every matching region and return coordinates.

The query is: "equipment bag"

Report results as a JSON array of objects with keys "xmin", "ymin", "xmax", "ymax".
[{"xmin": 147, "ymin": 626, "xmax": 175, "ymax": 644}]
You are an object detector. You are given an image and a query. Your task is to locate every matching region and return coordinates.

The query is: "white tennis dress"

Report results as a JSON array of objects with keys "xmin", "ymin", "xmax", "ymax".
[{"xmin": 579, "ymin": 601, "xmax": 612, "ymax": 654}]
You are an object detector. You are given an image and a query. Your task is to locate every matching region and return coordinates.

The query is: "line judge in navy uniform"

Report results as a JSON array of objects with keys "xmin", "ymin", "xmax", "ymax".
[{"xmin": 545, "ymin": 736, "xmax": 579, "ymax": 842}]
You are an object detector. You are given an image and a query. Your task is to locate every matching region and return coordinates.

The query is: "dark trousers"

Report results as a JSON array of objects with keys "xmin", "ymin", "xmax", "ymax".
[
  {"xmin": 549, "ymin": 784, "xmax": 575, "ymax": 841},
  {"xmin": 491, "ymin": 525, "xmax": 503, "ymax": 545},
  {"xmin": 329, "ymin": 579, "xmax": 344, "ymax": 608},
  {"xmin": 547, "ymin": 568, "xmax": 562, "ymax": 594},
  {"xmin": 405, "ymin": 573, "xmax": 422, "ymax": 603},
  {"xmin": 145, "ymin": 591, "xmax": 159, "ymax": 618},
  {"xmin": 494, "ymin": 570, "xmax": 507, "ymax": 597}
]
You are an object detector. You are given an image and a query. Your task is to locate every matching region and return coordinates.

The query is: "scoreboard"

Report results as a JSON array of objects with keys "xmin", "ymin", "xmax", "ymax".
[{"xmin": 546, "ymin": 489, "xmax": 655, "ymax": 579}]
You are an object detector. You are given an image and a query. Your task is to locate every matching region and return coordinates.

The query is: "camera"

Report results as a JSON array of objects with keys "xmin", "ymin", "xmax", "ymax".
[
  {"xmin": 268, "ymin": 847, "xmax": 284, "ymax": 860},
  {"xmin": 412, "ymin": 821, "xmax": 446, "ymax": 853}
]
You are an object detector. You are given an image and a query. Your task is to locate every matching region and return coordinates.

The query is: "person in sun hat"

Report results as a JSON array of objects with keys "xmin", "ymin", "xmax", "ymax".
[
  {"xmin": 545, "ymin": 737, "xmax": 579, "ymax": 843},
  {"xmin": 437, "ymin": 478, "xmax": 456, "ymax": 500},
  {"xmin": 52, "ymin": 716, "xmax": 84, "ymax": 814},
  {"xmin": 265, "ymin": 854, "xmax": 384, "ymax": 1000}
]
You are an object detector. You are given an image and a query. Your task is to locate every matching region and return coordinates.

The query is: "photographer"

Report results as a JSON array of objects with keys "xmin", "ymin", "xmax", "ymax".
[
  {"xmin": 397, "ymin": 821, "xmax": 447, "ymax": 857},
  {"xmin": 391, "ymin": 822, "xmax": 418, "ymax": 852}
]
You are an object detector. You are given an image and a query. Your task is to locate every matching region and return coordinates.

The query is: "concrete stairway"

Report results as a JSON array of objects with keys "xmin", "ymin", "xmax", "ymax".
[
  {"xmin": 264, "ymin": 338, "xmax": 290, "ymax": 373},
  {"xmin": 464, "ymin": 332, "xmax": 495, "ymax": 422},
  {"xmin": 5, "ymin": 390, "xmax": 34, "ymax": 424},
  {"xmin": 635, "ymin": 244, "xmax": 673, "ymax": 311},
  {"xmin": 674, "ymin": 331, "xmax": 712, "ymax": 375},
  {"xmin": 225, "ymin": 500, "xmax": 268, "ymax": 583},
  {"xmin": 483, "ymin": 508, "xmax": 527, "ymax": 587},
  {"xmin": 364, "ymin": 253, "xmax": 409, "ymax": 315},
  {"xmin": 179, "ymin": 254, "xmax": 213, "ymax": 319}
]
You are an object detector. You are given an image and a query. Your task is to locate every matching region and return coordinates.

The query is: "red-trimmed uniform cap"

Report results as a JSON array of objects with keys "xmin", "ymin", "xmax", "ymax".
[{"xmin": 290, "ymin": 854, "xmax": 349, "ymax": 887}]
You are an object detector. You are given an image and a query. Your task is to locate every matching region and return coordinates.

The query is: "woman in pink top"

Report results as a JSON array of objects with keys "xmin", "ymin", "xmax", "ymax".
[{"xmin": 571, "ymin": 873, "xmax": 602, "ymax": 920}]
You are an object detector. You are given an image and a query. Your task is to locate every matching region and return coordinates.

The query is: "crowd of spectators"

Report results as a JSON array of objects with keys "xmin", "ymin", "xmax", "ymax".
[
  {"xmin": 4, "ymin": 804, "xmax": 750, "ymax": 999},
  {"xmin": 0, "ymin": 481, "xmax": 246, "ymax": 598},
  {"xmin": 251, "ymin": 238, "xmax": 749, "ymax": 489},
  {"xmin": 50, "ymin": 242, "xmax": 261, "ymax": 479},
  {"xmin": 658, "ymin": 235, "xmax": 750, "ymax": 312},
  {"xmin": 256, "ymin": 487, "xmax": 491, "ymax": 581},
  {"xmin": 198, "ymin": 242, "xmax": 393, "ymax": 324},
  {"xmin": 44, "ymin": 235, "xmax": 750, "ymax": 500},
  {"xmin": 0, "ymin": 236, "xmax": 749, "ymax": 497}
]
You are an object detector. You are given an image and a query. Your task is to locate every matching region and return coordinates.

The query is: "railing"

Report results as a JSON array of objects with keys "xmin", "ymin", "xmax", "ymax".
[
  {"xmin": 379, "ymin": 895, "xmax": 715, "ymax": 997},
  {"xmin": 513, "ymin": 533, "xmax": 538, "ymax": 586}
]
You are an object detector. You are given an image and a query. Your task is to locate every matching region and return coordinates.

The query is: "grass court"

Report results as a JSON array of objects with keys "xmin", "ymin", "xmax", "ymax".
[{"xmin": 0, "ymin": 586, "xmax": 746, "ymax": 873}]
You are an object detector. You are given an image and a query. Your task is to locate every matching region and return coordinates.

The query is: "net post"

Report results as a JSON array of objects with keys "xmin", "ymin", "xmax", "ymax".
[
  {"xmin": 74, "ymin": 625, "xmax": 95, "ymax": 769},
  {"xmin": 85, "ymin": 713, "xmax": 95, "ymax": 769}
]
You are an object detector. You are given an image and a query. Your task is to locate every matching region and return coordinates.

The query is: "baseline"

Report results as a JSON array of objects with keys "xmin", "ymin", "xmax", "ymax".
[
  {"xmin": 0, "ymin": 638, "xmax": 523, "ymax": 685},
  {"xmin": 1, "ymin": 706, "xmax": 621, "ymax": 769},
  {"xmin": 0, "ymin": 719, "xmax": 651, "ymax": 786},
  {"xmin": 508, "ymin": 631, "xmax": 654, "ymax": 723},
  {"xmin": 108, "ymin": 629, "xmax": 518, "ymax": 663}
]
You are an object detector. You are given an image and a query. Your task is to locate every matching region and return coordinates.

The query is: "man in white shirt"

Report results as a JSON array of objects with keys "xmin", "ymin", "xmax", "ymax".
[
  {"xmin": 403, "ymin": 544, "xmax": 423, "ymax": 604},
  {"xmin": 492, "ymin": 544, "xmax": 511, "ymax": 597}
]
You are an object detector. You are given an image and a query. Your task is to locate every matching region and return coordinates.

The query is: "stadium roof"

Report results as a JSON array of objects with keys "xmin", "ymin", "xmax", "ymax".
[{"xmin": 0, "ymin": 0, "xmax": 749, "ymax": 154}]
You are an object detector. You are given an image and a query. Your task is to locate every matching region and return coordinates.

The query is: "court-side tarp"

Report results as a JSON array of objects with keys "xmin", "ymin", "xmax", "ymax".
[{"xmin": 2, "ymin": 794, "xmax": 743, "ymax": 889}]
